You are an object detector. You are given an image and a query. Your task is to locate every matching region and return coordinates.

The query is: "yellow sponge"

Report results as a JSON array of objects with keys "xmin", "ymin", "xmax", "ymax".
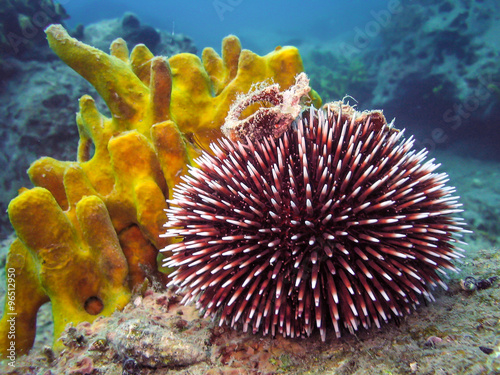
[{"xmin": 0, "ymin": 24, "xmax": 320, "ymax": 357}]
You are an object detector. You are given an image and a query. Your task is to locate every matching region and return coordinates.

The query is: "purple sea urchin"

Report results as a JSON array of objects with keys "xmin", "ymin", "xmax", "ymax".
[{"xmin": 162, "ymin": 89, "xmax": 467, "ymax": 341}]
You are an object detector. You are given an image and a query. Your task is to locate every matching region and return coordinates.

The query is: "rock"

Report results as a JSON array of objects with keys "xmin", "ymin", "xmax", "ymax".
[
  {"xmin": 80, "ymin": 13, "xmax": 196, "ymax": 56},
  {"xmin": 0, "ymin": 0, "xmax": 69, "ymax": 59},
  {"xmin": 366, "ymin": 0, "xmax": 500, "ymax": 152},
  {"xmin": 121, "ymin": 12, "xmax": 141, "ymax": 30},
  {"xmin": 305, "ymin": 0, "xmax": 500, "ymax": 158}
]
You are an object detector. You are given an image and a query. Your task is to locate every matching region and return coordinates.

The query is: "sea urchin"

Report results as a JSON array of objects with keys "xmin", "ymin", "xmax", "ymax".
[{"xmin": 162, "ymin": 76, "xmax": 467, "ymax": 341}]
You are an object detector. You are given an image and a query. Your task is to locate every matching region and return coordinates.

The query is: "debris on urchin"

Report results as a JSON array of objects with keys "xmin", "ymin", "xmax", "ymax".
[
  {"xmin": 161, "ymin": 77, "xmax": 468, "ymax": 341},
  {"xmin": 221, "ymin": 72, "xmax": 311, "ymax": 142}
]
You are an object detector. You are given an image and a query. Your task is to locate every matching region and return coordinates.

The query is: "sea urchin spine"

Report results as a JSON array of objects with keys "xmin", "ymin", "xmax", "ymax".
[{"xmin": 162, "ymin": 94, "xmax": 468, "ymax": 341}]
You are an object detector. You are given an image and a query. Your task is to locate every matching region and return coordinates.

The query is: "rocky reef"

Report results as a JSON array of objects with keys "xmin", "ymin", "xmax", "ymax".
[
  {"xmin": 304, "ymin": 0, "xmax": 500, "ymax": 159},
  {"xmin": 305, "ymin": 51, "xmax": 371, "ymax": 106},
  {"xmin": 0, "ymin": 0, "xmax": 68, "ymax": 60},
  {"xmin": 368, "ymin": 0, "xmax": 500, "ymax": 150}
]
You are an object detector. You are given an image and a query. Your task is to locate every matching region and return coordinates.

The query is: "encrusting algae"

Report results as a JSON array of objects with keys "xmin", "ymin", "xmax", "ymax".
[{"xmin": 0, "ymin": 24, "xmax": 321, "ymax": 358}]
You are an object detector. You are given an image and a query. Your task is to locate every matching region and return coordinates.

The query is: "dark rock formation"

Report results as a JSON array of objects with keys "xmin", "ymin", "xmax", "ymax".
[
  {"xmin": 0, "ymin": 0, "xmax": 69, "ymax": 60},
  {"xmin": 304, "ymin": 0, "xmax": 500, "ymax": 159},
  {"xmin": 78, "ymin": 12, "xmax": 196, "ymax": 56},
  {"xmin": 367, "ymin": 0, "xmax": 500, "ymax": 155}
]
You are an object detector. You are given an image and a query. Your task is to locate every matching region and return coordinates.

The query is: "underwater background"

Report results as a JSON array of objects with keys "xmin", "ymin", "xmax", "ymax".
[
  {"xmin": 0, "ymin": 0, "xmax": 499, "ymax": 374},
  {"xmin": 62, "ymin": 0, "xmax": 386, "ymax": 54}
]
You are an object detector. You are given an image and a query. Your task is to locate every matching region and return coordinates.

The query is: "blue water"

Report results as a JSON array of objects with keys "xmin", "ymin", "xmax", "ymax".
[{"xmin": 62, "ymin": 0, "xmax": 388, "ymax": 53}]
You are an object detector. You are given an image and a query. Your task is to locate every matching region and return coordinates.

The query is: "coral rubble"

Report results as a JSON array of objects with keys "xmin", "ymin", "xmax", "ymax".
[{"xmin": 0, "ymin": 24, "xmax": 319, "ymax": 358}]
